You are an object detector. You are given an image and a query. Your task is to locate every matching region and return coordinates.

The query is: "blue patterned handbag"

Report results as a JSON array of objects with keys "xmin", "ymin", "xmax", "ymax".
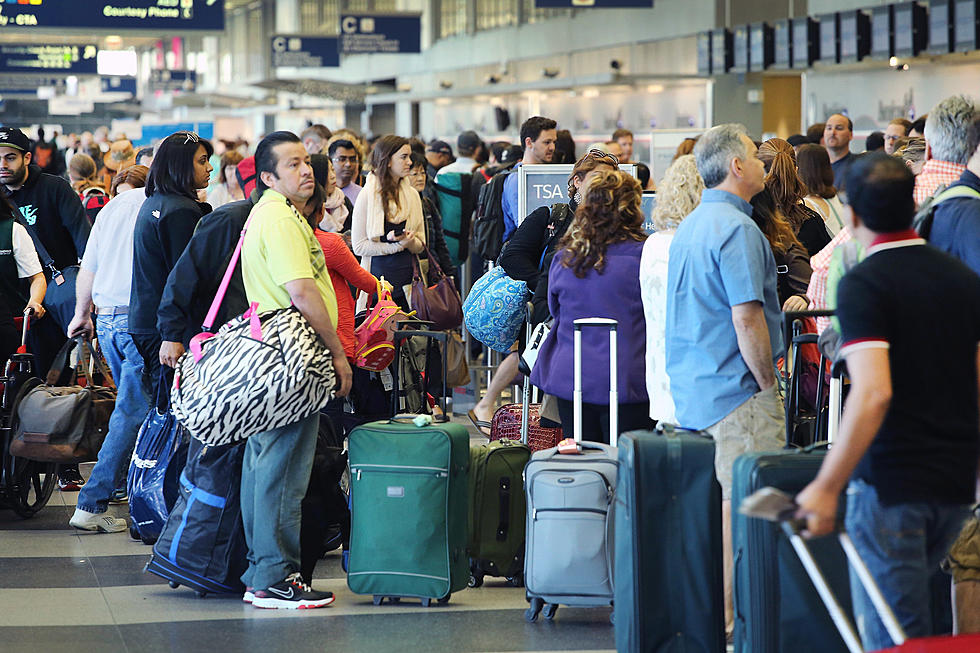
[{"xmin": 462, "ymin": 266, "xmax": 529, "ymax": 353}]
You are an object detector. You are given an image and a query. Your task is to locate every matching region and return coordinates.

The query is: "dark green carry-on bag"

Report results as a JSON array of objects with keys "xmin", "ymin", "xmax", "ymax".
[
  {"xmin": 432, "ymin": 172, "xmax": 472, "ymax": 267},
  {"xmin": 347, "ymin": 418, "xmax": 470, "ymax": 606},
  {"xmin": 467, "ymin": 438, "xmax": 531, "ymax": 588}
]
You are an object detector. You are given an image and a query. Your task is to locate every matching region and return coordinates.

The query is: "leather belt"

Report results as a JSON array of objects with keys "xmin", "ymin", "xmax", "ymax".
[{"xmin": 94, "ymin": 305, "xmax": 128, "ymax": 316}]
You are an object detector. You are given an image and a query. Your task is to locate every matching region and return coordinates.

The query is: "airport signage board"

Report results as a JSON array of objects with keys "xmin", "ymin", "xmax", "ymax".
[
  {"xmin": 0, "ymin": 1, "xmax": 224, "ymax": 31},
  {"xmin": 641, "ymin": 193, "xmax": 657, "ymax": 234},
  {"xmin": 134, "ymin": 122, "xmax": 214, "ymax": 146},
  {"xmin": 517, "ymin": 163, "xmax": 637, "ymax": 227},
  {"xmin": 534, "ymin": 0, "xmax": 653, "ymax": 6},
  {"xmin": 271, "ymin": 35, "xmax": 340, "ymax": 68},
  {"xmin": 340, "ymin": 14, "xmax": 421, "ymax": 54},
  {"xmin": 148, "ymin": 68, "xmax": 196, "ymax": 92},
  {"xmin": 0, "ymin": 44, "xmax": 97, "ymax": 75},
  {"xmin": 0, "ymin": 75, "xmax": 65, "ymax": 96},
  {"xmin": 101, "ymin": 76, "xmax": 137, "ymax": 95}
]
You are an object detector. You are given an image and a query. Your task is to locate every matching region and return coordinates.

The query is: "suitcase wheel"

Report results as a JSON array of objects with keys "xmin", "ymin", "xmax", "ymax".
[
  {"xmin": 420, "ymin": 597, "xmax": 432, "ymax": 608},
  {"xmin": 609, "ymin": 610, "xmax": 615, "ymax": 625},
  {"xmin": 128, "ymin": 525, "xmax": 141, "ymax": 541},
  {"xmin": 542, "ymin": 603, "xmax": 558, "ymax": 621},
  {"xmin": 140, "ymin": 534, "xmax": 157, "ymax": 546},
  {"xmin": 525, "ymin": 597, "xmax": 544, "ymax": 623},
  {"xmin": 389, "ymin": 597, "xmax": 401, "ymax": 603},
  {"xmin": 506, "ymin": 573, "xmax": 523, "ymax": 588},
  {"xmin": 168, "ymin": 581, "xmax": 180, "ymax": 589},
  {"xmin": 438, "ymin": 594, "xmax": 450, "ymax": 604},
  {"xmin": 372, "ymin": 595, "xmax": 385, "ymax": 606},
  {"xmin": 468, "ymin": 573, "xmax": 483, "ymax": 588}
]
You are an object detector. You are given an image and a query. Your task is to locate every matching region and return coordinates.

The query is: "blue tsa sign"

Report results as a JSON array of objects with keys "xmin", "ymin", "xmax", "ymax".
[
  {"xmin": 0, "ymin": 44, "xmax": 98, "ymax": 75},
  {"xmin": 271, "ymin": 36, "xmax": 339, "ymax": 68},
  {"xmin": 534, "ymin": 0, "xmax": 652, "ymax": 6},
  {"xmin": 0, "ymin": 1, "xmax": 224, "ymax": 31},
  {"xmin": 340, "ymin": 14, "xmax": 421, "ymax": 54}
]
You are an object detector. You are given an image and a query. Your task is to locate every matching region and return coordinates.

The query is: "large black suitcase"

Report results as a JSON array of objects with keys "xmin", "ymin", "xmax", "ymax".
[
  {"xmin": 145, "ymin": 438, "xmax": 248, "ymax": 597},
  {"xmin": 613, "ymin": 427, "xmax": 726, "ymax": 652},
  {"xmin": 732, "ymin": 447, "xmax": 853, "ymax": 653}
]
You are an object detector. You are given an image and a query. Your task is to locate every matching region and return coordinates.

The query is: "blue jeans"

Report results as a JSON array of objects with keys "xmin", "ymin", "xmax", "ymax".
[
  {"xmin": 240, "ymin": 412, "xmax": 318, "ymax": 590},
  {"xmin": 77, "ymin": 314, "xmax": 150, "ymax": 514},
  {"xmin": 845, "ymin": 479, "xmax": 970, "ymax": 651}
]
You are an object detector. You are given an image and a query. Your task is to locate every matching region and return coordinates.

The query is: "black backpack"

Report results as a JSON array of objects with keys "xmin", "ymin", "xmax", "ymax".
[
  {"xmin": 912, "ymin": 184, "xmax": 980, "ymax": 240},
  {"xmin": 471, "ymin": 168, "xmax": 516, "ymax": 261}
]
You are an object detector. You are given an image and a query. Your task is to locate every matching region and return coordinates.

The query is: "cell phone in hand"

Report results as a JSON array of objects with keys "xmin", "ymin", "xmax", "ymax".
[{"xmin": 739, "ymin": 487, "xmax": 798, "ymax": 522}]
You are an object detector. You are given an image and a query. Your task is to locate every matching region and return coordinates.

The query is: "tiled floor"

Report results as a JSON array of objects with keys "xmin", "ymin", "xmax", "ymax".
[{"xmin": 0, "ymin": 425, "xmax": 617, "ymax": 653}]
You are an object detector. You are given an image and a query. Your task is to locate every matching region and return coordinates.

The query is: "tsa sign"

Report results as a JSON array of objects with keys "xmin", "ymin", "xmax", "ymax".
[
  {"xmin": 517, "ymin": 163, "xmax": 637, "ymax": 225},
  {"xmin": 270, "ymin": 36, "xmax": 339, "ymax": 68},
  {"xmin": 340, "ymin": 14, "xmax": 421, "ymax": 54}
]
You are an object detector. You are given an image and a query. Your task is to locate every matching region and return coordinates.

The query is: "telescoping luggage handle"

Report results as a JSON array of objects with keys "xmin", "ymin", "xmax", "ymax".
[
  {"xmin": 742, "ymin": 489, "xmax": 908, "ymax": 652},
  {"xmin": 573, "ymin": 317, "xmax": 618, "ymax": 448}
]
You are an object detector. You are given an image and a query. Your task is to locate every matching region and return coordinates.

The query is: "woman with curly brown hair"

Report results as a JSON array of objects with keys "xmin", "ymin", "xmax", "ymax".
[
  {"xmin": 757, "ymin": 138, "xmax": 832, "ymax": 256},
  {"xmin": 530, "ymin": 169, "xmax": 654, "ymax": 443}
]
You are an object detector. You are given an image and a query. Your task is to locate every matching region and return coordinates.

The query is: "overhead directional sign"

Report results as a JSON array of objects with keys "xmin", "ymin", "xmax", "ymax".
[
  {"xmin": 0, "ymin": 1, "xmax": 224, "ymax": 31},
  {"xmin": 271, "ymin": 35, "xmax": 339, "ymax": 68},
  {"xmin": 0, "ymin": 44, "xmax": 97, "ymax": 74},
  {"xmin": 0, "ymin": 75, "xmax": 65, "ymax": 96},
  {"xmin": 101, "ymin": 76, "xmax": 137, "ymax": 96},
  {"xmin": 148, "ymin": 69, "xmax": 196, "ymax": 93},
  {"xmin": 534, "ymin": 0, "xmax": 653, "ymax": 6},
  {"xmin": 340, "ymin": 14, "xmax": 421, "ymax": 54}
]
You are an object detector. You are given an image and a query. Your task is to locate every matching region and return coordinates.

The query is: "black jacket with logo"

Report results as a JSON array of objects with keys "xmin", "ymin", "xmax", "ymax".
[{"xmin": 4, "ymin": 163, "xmax": 90, "ymax": 272}]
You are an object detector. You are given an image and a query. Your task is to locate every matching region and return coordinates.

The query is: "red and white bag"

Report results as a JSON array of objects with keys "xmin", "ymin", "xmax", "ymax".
[{"xmin": 353, "ymin": 279, "xmax": 412, "ymax": 372}]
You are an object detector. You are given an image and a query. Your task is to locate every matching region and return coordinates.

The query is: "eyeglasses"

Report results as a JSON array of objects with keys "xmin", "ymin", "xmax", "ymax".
[
  {"xmin": 181, "ymin": 131, "xmax": 200, "ymax": 145},
  {"xmin": 331, "ymin": 155, "xmax": 358, "ymax": 163},
  {"xmin": 587, "ymin": 148, "xmax": 619, "ymax": 165}
]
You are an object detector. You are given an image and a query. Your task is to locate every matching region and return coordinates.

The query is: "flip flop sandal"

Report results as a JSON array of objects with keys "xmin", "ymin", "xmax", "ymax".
[{"xmin": 467, "ymin": 409, "xmax": 493, "ymax": 437}]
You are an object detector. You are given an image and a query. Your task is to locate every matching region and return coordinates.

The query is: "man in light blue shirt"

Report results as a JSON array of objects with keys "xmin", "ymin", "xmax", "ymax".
[
  {"xmin": 501, "ymin": 116, "xmax": 556, "ymax": 242},
  {"xmin": 665, "ymin": 123, "xmax": 784, "ymax": 635}
]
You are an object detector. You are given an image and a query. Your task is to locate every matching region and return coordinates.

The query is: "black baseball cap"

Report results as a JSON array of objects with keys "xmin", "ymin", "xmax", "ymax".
[
  {"xmin": 427, "ymin": 139, "xmax": 454, "ymax": 158},
  {"xmin": 0, "ymin": 128, "xmax": 31, "ymax": 152},
  {"xmin": 457, "ymin": 130, "xmax": 481, "ymax": 152}
]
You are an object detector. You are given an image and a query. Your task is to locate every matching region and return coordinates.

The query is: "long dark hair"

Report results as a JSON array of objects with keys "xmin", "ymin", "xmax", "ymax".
[
  {"xmin": 145, "ymin": 131, "xmax": 214, "ymax": 199},
  {"xmin": 369, "ymin": 135, "xmax": 410, "ymax": 221},
  {"xmin": 796, "ymin": 143, "xmax": 837, "ymax": 199},
  {"xmin": 750, "ymin": 186, "xmax": 803, "ymax": 256},
  {"xmin": 757, "ymin": 138, "xmax": 811, "ymax": 231},
  {"xmin": 559, "ymin": 170, "xmax": 646, "ymax": 278}
]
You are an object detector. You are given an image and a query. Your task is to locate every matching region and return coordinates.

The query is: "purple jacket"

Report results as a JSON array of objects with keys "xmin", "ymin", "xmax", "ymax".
[{"xmin": 531, "ymin": 240, "xmax": 649, "ymax": 404}]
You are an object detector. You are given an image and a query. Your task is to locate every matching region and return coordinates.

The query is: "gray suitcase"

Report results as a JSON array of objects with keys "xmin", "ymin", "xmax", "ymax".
[{"xmin": 523, "ymin": 318, "xmax": 618, "ymax": 623}]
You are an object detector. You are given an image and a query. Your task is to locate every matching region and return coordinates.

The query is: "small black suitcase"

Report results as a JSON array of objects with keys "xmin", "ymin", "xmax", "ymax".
[
  {"xmin": 614, "ymin": 427, "xmax": 726, "ymax": 652},
  {"xmin": 145, "ymin": 438, "xmax": 248, "ymax": 597}
]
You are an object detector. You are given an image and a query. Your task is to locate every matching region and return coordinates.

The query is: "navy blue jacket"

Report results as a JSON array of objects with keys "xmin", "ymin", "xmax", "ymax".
[{"xmin": 932, "ymin": 169, "xmax": 980, "ymax": 278}]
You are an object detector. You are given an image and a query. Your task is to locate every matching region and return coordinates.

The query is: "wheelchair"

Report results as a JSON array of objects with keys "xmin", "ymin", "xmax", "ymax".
[{"xmin": 0, "ymin": 309, "xmax": 57, "ymax": 518}]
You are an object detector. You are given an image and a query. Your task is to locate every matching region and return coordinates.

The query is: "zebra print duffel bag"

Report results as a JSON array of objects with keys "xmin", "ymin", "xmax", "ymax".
[{"xmin": 170, "ymin": 304, "xmax": 336, "ymax": 447}]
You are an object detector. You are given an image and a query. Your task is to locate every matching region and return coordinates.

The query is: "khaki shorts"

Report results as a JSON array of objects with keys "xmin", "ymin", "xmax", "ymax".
[
  {"xmin": 944, "ymin": 512, "xmax": 980, "ymax": 584},
  {"xmin": 704, "ymin": 384, "xmax": 785, "ymax": 500}
]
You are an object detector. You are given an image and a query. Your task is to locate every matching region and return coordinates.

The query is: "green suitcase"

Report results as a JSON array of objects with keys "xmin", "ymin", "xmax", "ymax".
[
  {"xmin": 347, "ymin": 419, "xmax": 470, "ymax": 606},
  {"xmin": 467, "ymin": 439, "xmax": 531, "ymax": 587}
]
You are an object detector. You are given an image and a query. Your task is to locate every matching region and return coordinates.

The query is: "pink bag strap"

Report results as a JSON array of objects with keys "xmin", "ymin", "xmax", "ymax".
[{"xmin": 201, "ymin": 210, "xmax": 259, "ymax": 333}]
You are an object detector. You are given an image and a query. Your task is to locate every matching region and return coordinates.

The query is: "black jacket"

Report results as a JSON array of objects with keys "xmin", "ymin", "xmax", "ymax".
[
  {"xmin": 157, "ymin": 197, "xmax": 254, "ymax": 345},
  {"xmin": 129, "ymin": 192, "xmax": 211, "ymax": 336},
  {"xmin": 775, "ymin": 242, "xmax": 813, "ymax": 306},
  {"xmin": 421, "ymin": 196, "xmax": 457, "ymax": 278},
  {"xmin": 4, "ymin": 163, "xmax": 90, "ymax": 272},
  {"xmin": 498, "ymin": 199, "xmax": 575, "ymax": 325}
]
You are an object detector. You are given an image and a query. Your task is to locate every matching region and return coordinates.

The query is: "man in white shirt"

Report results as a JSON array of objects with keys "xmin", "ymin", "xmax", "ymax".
[
  {"xmin": 0, "ymin": 199, "xmax": 46, "ymax": 363},
  {"xmin": 67, "ymin": 187, "xmax": 151, "ymax": 533},
  {"xmin": 437, "ymin": 131, "xmax": 483, "ymax": 177}
]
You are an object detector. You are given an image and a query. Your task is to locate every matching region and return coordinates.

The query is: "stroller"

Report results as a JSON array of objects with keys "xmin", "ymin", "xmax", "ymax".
[{"xmin": 0, "ymin": 309, "xmax": 57, "ymax": 518}]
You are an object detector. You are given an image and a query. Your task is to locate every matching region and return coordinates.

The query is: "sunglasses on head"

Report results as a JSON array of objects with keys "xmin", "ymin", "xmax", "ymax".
[
  {"xmin": 181, "ymin": 131, "xmax": 200, "ymax": 145},
  {"xmin": 587, "ymin": 148, "xmax": 619, "ymax": 165}
]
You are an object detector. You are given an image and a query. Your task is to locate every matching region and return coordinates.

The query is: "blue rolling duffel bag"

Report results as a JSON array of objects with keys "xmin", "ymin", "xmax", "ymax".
[{"xmin": 145, "ymin": 437, "xmax": 248, "ymax": 597}]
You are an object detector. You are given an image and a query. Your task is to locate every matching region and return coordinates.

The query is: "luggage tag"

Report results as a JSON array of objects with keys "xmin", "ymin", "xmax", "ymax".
[
  {"xmin": 380, "ymin": 367, "xmax": 394, "ymax": 391},
  {"xmin": 557, "ymin": 438, "xmax": 582, "ymax": 455}
]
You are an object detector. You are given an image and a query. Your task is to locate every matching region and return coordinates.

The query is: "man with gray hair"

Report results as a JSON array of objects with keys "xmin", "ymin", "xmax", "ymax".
[
  {"xmin": 914, "ymin": 95, "xmax": 979, "ymax": 206},
  {"xmin": 665, "ymin": 123, "xmax": 784, "ymax": 636}
]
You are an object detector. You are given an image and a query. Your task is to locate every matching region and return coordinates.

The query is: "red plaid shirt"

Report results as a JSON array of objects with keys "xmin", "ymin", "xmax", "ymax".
[
  {"xmin": 807, "ymin": 228, "xmax": 853, "ymax": 333},
  {"xmin": 913, "ymin": 159, "xmax": 966, "ymax": 207}
]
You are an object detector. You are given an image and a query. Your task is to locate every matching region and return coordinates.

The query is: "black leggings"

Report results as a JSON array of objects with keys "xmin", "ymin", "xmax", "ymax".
[{"xmin": 556, "ymin": 398, "xmax": 655, "ymax": 445}]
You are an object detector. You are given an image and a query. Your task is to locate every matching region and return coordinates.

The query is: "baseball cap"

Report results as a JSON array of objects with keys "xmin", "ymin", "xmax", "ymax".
[
  {"xmin": 457, "ymin": 130, "xmax": 481, "ymax": 152},
  {"xmin": 498, "ymin": 144, "xmax": 523, "ymax": 167},
  {"xmin": 0, "ymin": 128, "xmax": 31, "ymax": 152},
  {"xmin": 427, "ymin": 139, "xmax": 454, "ymax": 159}
]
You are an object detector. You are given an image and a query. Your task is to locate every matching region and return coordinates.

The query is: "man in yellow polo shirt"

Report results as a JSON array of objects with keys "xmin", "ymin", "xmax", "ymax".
[{"xmin": 239, "ymin": 131, "xmax": 352, "ymax": 610}]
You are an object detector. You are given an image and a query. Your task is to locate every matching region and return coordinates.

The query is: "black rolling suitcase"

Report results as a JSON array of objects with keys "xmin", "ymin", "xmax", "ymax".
[
  {"xmin": 146, "ymin": 438, "xmax": 248, "ymax": 597},
  {"xmin": 613, "ymin": 426, "xmax": 725, "ymax": 652}
]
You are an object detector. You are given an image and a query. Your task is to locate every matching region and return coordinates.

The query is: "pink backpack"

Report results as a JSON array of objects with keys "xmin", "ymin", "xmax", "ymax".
[{"xmin": 353, "ymin": 280, "xmax": 411, "ymax": 372}]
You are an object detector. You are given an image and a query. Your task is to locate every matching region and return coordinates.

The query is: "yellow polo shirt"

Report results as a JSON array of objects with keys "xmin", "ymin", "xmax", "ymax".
[{"xmin": 241, "ymin": 189, "xmax": 338, "ymax": 325}]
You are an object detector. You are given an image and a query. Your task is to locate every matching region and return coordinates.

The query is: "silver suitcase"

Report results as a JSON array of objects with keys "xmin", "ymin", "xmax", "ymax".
[{"xmin": 523, "ymin": 317, "xmax": 618, "ymax": 623}]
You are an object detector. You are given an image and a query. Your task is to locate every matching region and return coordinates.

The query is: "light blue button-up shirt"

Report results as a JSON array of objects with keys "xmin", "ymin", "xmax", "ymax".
[{"xmin": 665, "ymin": 188, "xmax": 783, "ymax": 430}]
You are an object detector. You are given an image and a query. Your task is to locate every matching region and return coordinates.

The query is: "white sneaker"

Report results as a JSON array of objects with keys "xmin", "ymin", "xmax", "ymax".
[{"xmin": 69, "ymin": 508, "xmax": 128, "ymax": 533}]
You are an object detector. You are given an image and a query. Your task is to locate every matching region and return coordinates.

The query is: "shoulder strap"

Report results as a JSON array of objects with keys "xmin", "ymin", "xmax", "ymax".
[
  {"xmin": 825, "ymin": 199, "xmax": 844, "ymax": 231},
  {"xmin": 931, "ymin": 185, "xmax": 980, "ymax": 205}
]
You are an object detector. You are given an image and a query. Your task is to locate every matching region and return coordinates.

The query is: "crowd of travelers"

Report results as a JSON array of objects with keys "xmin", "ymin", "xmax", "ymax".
[{"xmin": 1, "ymin": 94, "xmax": 978, "ymax": 639}]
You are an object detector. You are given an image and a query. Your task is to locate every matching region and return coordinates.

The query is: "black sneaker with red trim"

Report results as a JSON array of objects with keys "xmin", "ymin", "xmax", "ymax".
[{"xmin": 251, "ymin": 573, "xmax": 335, "ymax": 610}]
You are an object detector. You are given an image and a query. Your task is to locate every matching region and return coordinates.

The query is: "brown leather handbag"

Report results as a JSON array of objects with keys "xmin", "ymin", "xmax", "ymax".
[{"xmin": 410, "ymin": 247, "xmax": 463, "ymax": 331}]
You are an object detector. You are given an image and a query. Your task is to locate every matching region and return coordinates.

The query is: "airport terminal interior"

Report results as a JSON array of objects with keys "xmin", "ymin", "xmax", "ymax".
[{"xmin": 2, "ymin": 0, "xmax": 980, "ymax": 652}]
